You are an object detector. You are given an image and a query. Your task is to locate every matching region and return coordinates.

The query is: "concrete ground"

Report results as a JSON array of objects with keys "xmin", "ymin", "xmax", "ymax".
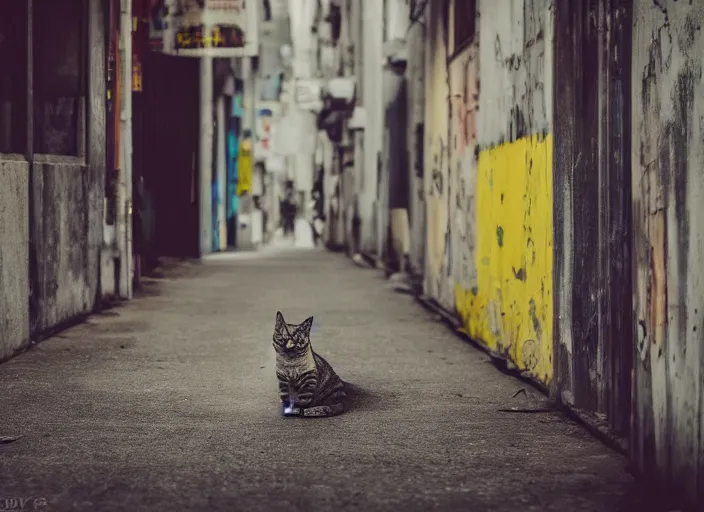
[{"xmin": 0, "ymin": 248, "xmax": 662, "ymax": 511}]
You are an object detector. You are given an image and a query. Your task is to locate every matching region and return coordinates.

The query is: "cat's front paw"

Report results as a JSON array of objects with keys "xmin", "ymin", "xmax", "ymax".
[{"xmin": 282, "ymin": 404, "xmax": 302, "ymax": 417}]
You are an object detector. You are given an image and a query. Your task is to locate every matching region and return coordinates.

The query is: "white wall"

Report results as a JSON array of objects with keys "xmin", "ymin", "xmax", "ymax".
[
  {"xmin": 360, "ymin": 0, "xmax": 384, "ymax": 256},
  {"xmin": 288, "ymin": 0, "xmax": 318, "ymax": 79}
]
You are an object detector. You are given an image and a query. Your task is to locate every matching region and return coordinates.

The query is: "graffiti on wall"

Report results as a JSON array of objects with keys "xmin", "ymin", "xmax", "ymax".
[
  {"xmin": 630, "ymin": 0, "xmax": 704, "ymax": 498},
  {"xmin": 449, "ymin": 0, "xmax": 554, "ymax": 385},
  {"xmin": 424, "ymin": 0, "xmax": 453, "ymax": 309},
  {"xmin": 449, "ymin": 43, "xmax": 479, "ymax": 295},
  {"xmin": 478, "ymin": 0, "xmax": 552, "ymax": 145}
]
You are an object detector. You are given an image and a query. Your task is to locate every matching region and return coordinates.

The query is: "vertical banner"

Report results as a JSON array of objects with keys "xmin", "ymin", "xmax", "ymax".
[
  {"xmin": 237, "ymin": 137, "xmax": 253, "ymax": 196},
  {"xmin": 132, "ymin": 47, "xmax": 144, "ymax": 92},
  {"xmin": 254, "ymin": 101, "xmax": 280, "ymax": 162},
  {"xmin": 161, "ymin": 0, "xmax": 259, "ymax": 57}
]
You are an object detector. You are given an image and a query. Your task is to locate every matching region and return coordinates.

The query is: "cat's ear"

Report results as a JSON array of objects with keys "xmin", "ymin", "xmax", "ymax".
[
  {"xmin": 297, "ymin": 316, "xmax": 314, "ymax": 336},
  {"xmin": 275, "ymin": 311, "xmax": 286, "ymax": 330}
]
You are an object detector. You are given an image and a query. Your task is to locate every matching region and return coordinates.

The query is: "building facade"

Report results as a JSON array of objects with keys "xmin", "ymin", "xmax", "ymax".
[
  {"xmin": 319, "ymin": 0, "xmax": 704, "ymax": 506},
  {"xmin": 0, "ymin": 0, "xmax": 108, "ymax": 360}
]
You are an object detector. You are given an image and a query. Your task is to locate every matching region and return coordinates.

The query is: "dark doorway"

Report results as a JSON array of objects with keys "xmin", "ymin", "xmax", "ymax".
[{"xmin": 140, "ymin": 52, "xmax": 200, "ymax": 258}]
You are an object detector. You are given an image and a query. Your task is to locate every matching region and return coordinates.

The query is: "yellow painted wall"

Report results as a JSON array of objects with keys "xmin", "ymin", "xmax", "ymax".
[{"xmin": 454, "ymin": 133, "xmax": 554, "ymax": 384}]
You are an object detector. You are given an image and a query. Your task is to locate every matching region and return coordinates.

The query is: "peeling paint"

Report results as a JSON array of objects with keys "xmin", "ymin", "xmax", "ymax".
[
  {"xmin": 450, "ymin": 0, "xmax": 554, "ymax": 385},
  {"xmin": 552, "ymin": 0, "xmax": 635, "ymax": 441},
  {"xmin": 631, "ymin": 0, "xmax": 704, "ymax": 503},
  {"xmin": 424, "ymin": 0, "xmax": 453, "ymax": 310},
  {"xmin": 448, "ymin": 25, "xmax": 479, "ymax": 298},
  {"xmin": 455, "ymin": 133, "xmax": 553, "ymax": 383},
  {"xmin": 423, "ymin": 0, "xmax": 554, "ymax": 384}
]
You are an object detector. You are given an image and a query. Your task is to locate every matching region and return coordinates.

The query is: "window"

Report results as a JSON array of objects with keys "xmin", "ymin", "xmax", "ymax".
[
  {"xmin": 452, "ymin": 0, "xmax": 476, "ymax": 54},
  {"xmin": 0, "ymin": 0, "xmax": 87, "ymax": 158},
  {"xmin": 33, "ymin": 0, "xmax": 87, "ymax": 156},
  {"xmin": 0, "ymin": 0, "xmax": 28, "ymax": 155}
]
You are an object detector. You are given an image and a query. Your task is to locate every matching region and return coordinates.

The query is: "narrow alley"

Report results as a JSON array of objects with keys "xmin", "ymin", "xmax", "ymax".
[
  {"xmin": 2, "ymin": 0, "xmax": 703, "ymax": 509},
  {"xmin": 1, "ymin": 248, "xmax": 650, "ymax": 511}
]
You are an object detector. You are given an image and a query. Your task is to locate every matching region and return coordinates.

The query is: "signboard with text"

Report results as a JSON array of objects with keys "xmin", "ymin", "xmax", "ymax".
[
  {"xmin": 255, "ymin": 101, "xmax": 281, "ymax": 162},
  {"xmin": 160, "ymin": 0, "xmax": 259, "ymax": 57}
]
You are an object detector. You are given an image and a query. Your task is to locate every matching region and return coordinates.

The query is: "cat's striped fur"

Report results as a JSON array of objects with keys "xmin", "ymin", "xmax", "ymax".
[{"xmin": 273, "ymin": 311, "xmax": 347, "ymax": 417}]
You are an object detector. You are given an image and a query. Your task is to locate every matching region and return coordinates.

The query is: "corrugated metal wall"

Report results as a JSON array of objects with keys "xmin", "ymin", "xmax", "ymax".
[
  {"xmin": 631, "ymin": 0, "xmax": 704, "ymax": 503},
  {"xmin": 553, "ymin": 0, "xmax": 634, "ymax": 441}
]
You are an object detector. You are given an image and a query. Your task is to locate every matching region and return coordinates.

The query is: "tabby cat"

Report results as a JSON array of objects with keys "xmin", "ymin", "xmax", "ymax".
[{"xmin": 273, "ymin": 311, "xmax": 347, "ymax": 417}]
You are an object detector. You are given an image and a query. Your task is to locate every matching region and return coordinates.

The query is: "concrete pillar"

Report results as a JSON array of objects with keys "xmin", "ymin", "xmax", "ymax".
[
  {"xmin": 118, "ymin": 0, "xmax": 133, "ymax": 298},
  {"xmin": 199, "ymin": 56, "xmax": 214, "ymax": 256},
  {"xmin": 216, "ymin": 95, "xmax": 227, "ymax": 251},
  {"xmin": 360, "ymin": 0, "xmax": 384, "ymax": 257}
]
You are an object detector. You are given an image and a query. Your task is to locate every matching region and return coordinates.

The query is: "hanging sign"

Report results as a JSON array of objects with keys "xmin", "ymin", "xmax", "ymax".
[
  {"xmin": 132, "ymin": 53, "xmax": 143, "ymax": 92},
  {"xmin": 160, "ymin": 0, "xmax": 259, "ymax": 57},
  {"xmin": 237, "ymin": 137, "xmax": 253, "ymax": 196}
]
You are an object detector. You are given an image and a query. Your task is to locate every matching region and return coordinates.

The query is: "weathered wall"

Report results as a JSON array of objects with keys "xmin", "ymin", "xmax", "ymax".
[
  {"xmin": 383, "ymin": 65, "xmax": 408, "ymax": 268},
  {"xmin": 631, "ymin": 0, "xmax": 704, "ymax": 503},
  {"xmin": 406, "ymin": 19, "xmax": 426, "ymax": 278},
  {"xmin": 448, "ymin": 18, "xmax": 479, "ymax": 316},
  {"xmin": 0, "ymin": 160, "xmax": 30, "ymax": 361},
  {"xmin": 30, "ymin": 0, "xmax": 106, "ymax": 336},
  {"xmin": 30, "ymin": 162, "xmax": 94, "ymax": 334},
  {"xmin": 552, "ymin": 0, "xmax": 634, "ymax": 441},
  {"xmin": 452, "ymin": 0, "xmax": 554, "ymax": 385},
  {"xmin": 423, "ymin": 0, "xmax": 452, "ymax": 309}
]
